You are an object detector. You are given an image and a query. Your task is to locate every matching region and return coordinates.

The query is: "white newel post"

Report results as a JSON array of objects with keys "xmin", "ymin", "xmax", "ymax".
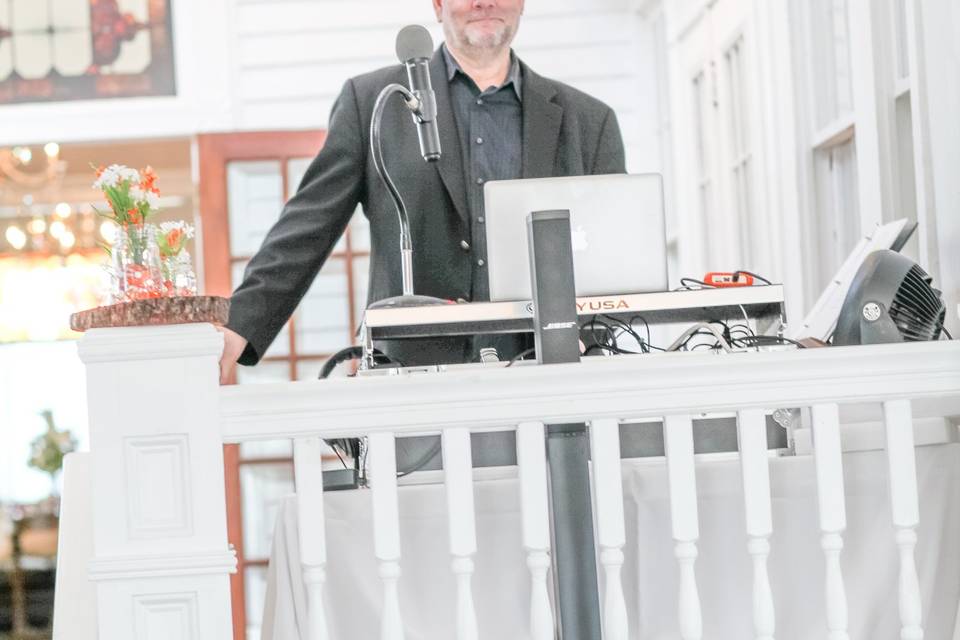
[
  {"xmin": 663, "ymin": 414, "xmax": 703, "ymax": 640},
  {"xmin": 811, "ymin": 403, "xmax": 850, "ymax": 640},
  {"xmin": 883, "ymin": 399, "xmax": 924, "ymax": 640},
  {"xmin": 736, "ymin": 409, "xmax": 776, "ymax": 640},
  {"xmin": 77, "ymin": 324, "xmax": 237, "ymax": 640},
  {"xmin": 293, "ymin": 437, "xmax": 330, "ymax": 640},
  {"xmin": 589, "ymin": 418, "xmax": 629, "ymax": 640}
]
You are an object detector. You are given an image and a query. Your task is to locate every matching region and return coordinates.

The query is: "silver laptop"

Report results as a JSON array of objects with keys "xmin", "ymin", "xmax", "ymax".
[{"xmin": 483, "ymin": 173, "xmax": 668, "ymax": 301}]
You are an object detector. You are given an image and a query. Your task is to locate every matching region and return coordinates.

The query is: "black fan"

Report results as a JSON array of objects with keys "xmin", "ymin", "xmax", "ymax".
[{"xmin": 833, "ymin": 249, "xmax": 946, "ymax": 345}]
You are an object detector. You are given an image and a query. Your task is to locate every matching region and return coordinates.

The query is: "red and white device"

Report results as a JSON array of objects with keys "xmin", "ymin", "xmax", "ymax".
[{"xmin": 703, "ymin": 272, "xmax": 754, "ymax": 287}]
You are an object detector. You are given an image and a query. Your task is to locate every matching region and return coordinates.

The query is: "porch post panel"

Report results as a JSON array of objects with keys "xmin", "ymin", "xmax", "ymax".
[{"xmin": 78, "ymin": 324, "xmax": 236, "ymax": 640}]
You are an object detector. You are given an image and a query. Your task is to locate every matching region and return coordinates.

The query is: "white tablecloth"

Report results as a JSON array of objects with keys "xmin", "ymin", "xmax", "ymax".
[{"xmin": 263, "ymin": 444, "xmax": 960, "ymax": 640}]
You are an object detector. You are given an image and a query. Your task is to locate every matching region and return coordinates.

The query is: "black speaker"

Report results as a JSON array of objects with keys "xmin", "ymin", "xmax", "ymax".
[{"xmin": 526, "ymin": 210, "xmax": 580, "ymax": 364}]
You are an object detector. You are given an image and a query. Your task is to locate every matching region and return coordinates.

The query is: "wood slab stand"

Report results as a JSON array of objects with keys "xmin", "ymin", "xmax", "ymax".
[{"xmin": 70, "ymin": 296, "xmax": 230, "ymax": 332}]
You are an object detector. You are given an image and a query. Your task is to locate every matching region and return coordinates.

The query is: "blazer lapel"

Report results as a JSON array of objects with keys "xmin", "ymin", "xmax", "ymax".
[
  {"xmin": 430, "ymin": 51, "xmax": 469, "ymax": 226},
  {"xmin": 521, "ymin": 64, "xmax": 562, "ymax": 178}
]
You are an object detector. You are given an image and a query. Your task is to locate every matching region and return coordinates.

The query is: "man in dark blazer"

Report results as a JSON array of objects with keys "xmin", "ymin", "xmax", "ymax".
[{"xmin": 219, "ymin": 0, "xmax": 625, "ymax": 383}]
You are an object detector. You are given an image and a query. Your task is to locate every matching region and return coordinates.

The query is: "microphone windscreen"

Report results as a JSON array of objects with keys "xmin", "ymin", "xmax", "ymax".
[{"xmin": 396, "ymin": 25, "xmax": 434, "ymax": 62}]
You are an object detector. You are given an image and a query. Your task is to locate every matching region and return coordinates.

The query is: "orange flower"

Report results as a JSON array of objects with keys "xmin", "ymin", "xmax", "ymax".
[
  {"xmin": 95, "ymin": 165, "xmax": 106, "ymax": 178},
  {"xmin": 165, "ymin": 227, "xmax": 183, "ymax": 252},
  {"xmin": 140, "ymin": 166, "xmax": 159, "ymax": 194},
  {"xmin": 127, "ymin": 208, "xmax": 142, "ymax": 225}
]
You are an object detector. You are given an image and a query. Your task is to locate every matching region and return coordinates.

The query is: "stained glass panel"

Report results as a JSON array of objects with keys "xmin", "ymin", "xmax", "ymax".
[{"xmin": 0, "ymin": 0, "xmax": 175, "ymax": 104}]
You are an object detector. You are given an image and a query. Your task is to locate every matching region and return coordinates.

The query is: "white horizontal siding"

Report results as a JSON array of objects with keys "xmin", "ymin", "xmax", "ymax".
[{"xmin": 231, "ymin": 0, "xmax": 662, "ymax": 174}]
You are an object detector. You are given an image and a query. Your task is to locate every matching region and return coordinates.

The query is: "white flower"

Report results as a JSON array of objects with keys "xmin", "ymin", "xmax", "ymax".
[
  {"xmin": 119, "ymin": 166, "xmax": 141, "ymax": 183},
  {"xmin": 146, "ymin": 191, "xmax": 160, "ymax": 209},
  {"xmin": 92, "ymin": 164, "xmax": 140, "ymax": 190},
  {"xmin": 159, "ymin": 220, "xmax": 195, "ymax": 239},
  {"xmin": 129, "ymin": 185, "xmax": 146, "ymax": 202}
]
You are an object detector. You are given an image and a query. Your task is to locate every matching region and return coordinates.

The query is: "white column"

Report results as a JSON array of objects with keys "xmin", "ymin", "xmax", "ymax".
[
  {"xmin": 293, "ymin": 437, "xmax": 330, "ymax": 640},
  {"xmin": 78, "ymin": 324, "xmax": 236, "ymax": 640},
  {"xmin": 442, "ymin": 428, "xmax": 479, "ymax": 640},
  {"xmin": 516, "ymin": 422, "xmax": 555, "ymax": 640},
  {"xmin": 811, "ymin": 404, "xmax": 849, "ymax": 640},
  {"xmin": 663, "ymin": 414, "xmax": 702, "ymax": 640},
  {"xmin": 737, "ymin": 409, "xmax": 776, "ymax": 640},
  {"xmin": 883, "ymin": 399, "xmax": 924, "ymax": 640},
  {"xmin": 368, "ymin": 432, "xmax": 405, "ymax": 640},
  {"xmin": 589, "ymin": 418, "xmax": 629, "ymax": 640}
]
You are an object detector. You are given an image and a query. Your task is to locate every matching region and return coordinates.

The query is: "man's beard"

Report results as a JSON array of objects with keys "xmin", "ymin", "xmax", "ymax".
[
  {"xmin": 465, "ymin": 23, "xmax": 510, "ymax": 49},
  {"xmin": 454, "ymin": 20, "xmax": 516, "ymax": 55}
]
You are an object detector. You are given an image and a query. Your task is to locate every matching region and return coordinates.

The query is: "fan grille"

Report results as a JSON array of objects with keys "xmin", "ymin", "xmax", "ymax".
[{"xmin": 889, "ymin": 265, "xmax": 946, "ymax": 341}]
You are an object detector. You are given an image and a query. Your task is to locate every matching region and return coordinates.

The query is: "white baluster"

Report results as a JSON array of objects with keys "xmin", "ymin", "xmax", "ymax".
[
  {"xmin": 663, "ymin": 415, "xmax": 702, "ymax": 640},
  {"xmin": 736, "ymin": 409, "xmax": 776, "ymax": 640},
  {"xmin": 368, "ymin": 432, "xmax": 405, "ymax": 640},
  {"xmin": 589, "ymin": 418, "xmax": 629, "ymax": 640},
  {"xmin": 293, "ymin": 438, "xmax": 330, "ymax": 640},
  {"xmin": 516, "ymin": 422, "xmax": 555, "ymax": 640},
  {"xmin": 811, "ymin": 404, "xmax": 849, "ymax": 640},
  {"xmin": 442, "ymin": 428, "xmax": 479, "ymax": 640},
  {"xmin": 883, "ymin": 399, "xmax": 924, "ymax": 640}
]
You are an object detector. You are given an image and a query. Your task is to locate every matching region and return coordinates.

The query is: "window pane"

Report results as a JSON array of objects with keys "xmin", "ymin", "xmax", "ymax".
[
  {"xmin": 227, "ymin": 160, "xmax": 283, "ymax": 257},
  {"xmin": 893, "ymin": 0, "xmax": 910, "ymax": 80},
  {"xmin": 352, "ymin": 255, "xmax": 370, "ymax": 329},
  {"xmin": 348, "ymin": 209, "xmax": 371, "ymax": 252},
  {"xmin": 891, "ymin": 93, "xmax": 919, "ymax": 261},
  {"xmin": 244, "ymin": 565, "xmax": 268, "ymax": 640},
  {"xmin": 286, "ymin": 157, "xmax": 312, "ymax": 199},
  {"xmin": 806, "ymin": 0, "xmax": 854, "ymax": 128},
  {"xmin": 231, "ymin": 260, "xmax": 290, "ymax": 358},
  {"xmin": 293, "ymin": 258, "xmax": 350, "ymax": 354},
  {"xmin": 810, "ymin": 136, "xmax": 860, "ymax": 302},
  {"xmin": 300, "ymin": 356, "xmax": 354, "ymax": 380},
  {"xmin": 240, "ymin": 439, "xmax": 293, "ymax": 459},
  {"xmin": 692, "ymin": 69, "xmax": 715, "ymax": 267},
  {"xmin": 240, "ymin": 463, "xmax": 294, "ymax": 559},
  {"xmin": 724, "ymin": 37, "xmax": 756, "ymax": 267}
]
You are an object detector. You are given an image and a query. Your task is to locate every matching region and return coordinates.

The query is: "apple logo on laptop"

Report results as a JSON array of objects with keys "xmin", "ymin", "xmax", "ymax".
[{"xmin": 571, "ymin": 225, "xmax": 589, "ymax": 252}]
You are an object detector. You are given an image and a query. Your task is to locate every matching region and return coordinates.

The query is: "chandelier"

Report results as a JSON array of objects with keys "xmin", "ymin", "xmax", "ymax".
[{"xmin": 0, "ymin": 143, "xmax": 66, "ymax": 189}]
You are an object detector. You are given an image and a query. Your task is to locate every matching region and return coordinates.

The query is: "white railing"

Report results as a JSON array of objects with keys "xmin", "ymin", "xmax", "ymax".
[{"xmin": 69, "ymin": 323, "xmax": 960, "ymax": 640}]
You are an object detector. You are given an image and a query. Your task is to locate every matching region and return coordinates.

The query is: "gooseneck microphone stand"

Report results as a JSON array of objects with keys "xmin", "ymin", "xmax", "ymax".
[{"xmin": 368, "ymin": 84, "xmax": 445, "ymax": 308}]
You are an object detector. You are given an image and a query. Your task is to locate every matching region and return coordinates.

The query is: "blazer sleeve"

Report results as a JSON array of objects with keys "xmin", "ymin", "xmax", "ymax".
[
  {"xmin": 591, "ymin": 107, "xmax": 627, "ymax": 175},
  {"xmin": 227, "ymin": 79, "xmax": 366, "ymax": 365}
]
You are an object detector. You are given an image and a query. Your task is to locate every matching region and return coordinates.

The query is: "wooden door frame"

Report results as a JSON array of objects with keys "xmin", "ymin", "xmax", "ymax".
[{"xmin": 197, "ymin": 130, "xmax": 326, "ymax": 640}]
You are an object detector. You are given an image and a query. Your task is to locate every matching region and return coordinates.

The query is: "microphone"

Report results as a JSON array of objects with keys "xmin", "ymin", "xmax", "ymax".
[{"xmin": 395, "ymin": 25, "xmax": 441, "ymax": 162}]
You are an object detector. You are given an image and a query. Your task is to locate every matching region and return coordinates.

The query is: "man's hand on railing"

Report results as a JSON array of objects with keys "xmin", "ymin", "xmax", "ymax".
[{"xmin": 217, "ymin": 326, "xmax": 248, "ymax": 385}]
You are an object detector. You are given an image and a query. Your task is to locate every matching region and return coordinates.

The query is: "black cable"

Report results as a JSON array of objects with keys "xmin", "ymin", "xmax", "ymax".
[
  {"xmin": 941, "ymin": 326, "xmax": 954, "ymax": 340},
  {"xmin": 506, "ymin": 347, "xmax": 537, "ymax": 367},
  {"xmin": 331, "ymin": 445, "xmax": 349, "ymax": 470},
  {"xmin": 584, "ymin": 344, "xmax": 641, "ymax": 356},
  {"xmin": 318, "ymin": 346, "xmax": 404, "ymax": 379},
  {"xmin": 629, "ymin": 315, "xmax": 652, "ymax": 346},
  {"xmin": 396, "ymin": 440, "xmax": 442, "ymax": 478},
  {"xmin": 679, "ymin": 277, "xmax": 715, "ymax": 290},
  {"xmin": 733, "ymin": 270, "xmax": 772, "ymax": 285}
]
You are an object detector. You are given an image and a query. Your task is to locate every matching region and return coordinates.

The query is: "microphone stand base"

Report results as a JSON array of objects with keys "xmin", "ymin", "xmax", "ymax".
[{"xmin": 367, "ymin": 295, "xmax": 450, "ymax": 309}]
